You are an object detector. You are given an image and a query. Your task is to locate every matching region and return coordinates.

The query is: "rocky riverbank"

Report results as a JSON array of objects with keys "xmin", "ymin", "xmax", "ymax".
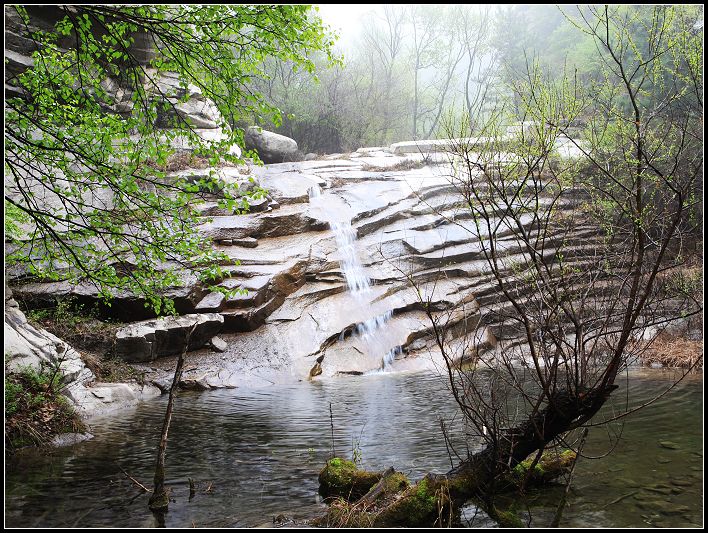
[{"xmin": 6, "ymin": 137, "xmax": 702, "ymax": 428}]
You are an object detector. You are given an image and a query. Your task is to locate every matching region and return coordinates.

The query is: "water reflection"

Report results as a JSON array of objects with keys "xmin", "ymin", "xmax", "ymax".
[{"xmin": 5, "ymin": 369, "xmax": 702, "ymax": 528}]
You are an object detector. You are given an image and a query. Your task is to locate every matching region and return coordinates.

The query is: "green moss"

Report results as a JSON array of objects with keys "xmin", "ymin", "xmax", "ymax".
[
  {"xmin": 377, "ymin": 478, "xmax": 440, "ymax": 526},
  {"xmin": 513, "ymin": 458, "xmax": 545, "ymax": 478},
  {"xmin": 383, "ymin": 472, "xmax": 409, "ymax": 493},
  {"xmin": 509, "ymin": 449, "xmax": 577, "ymax": 488},
  {"xmin": 329, "ymin": 457, "xmax": 348, "ymax": 468},
  {"xmin": 318, "ymin": 457, "xmax": 381, "ymax": 500},
  {"xmin": 559, "ymin": 449, "xmax": 577, "ymax": 462},
  {"xmin": 494, "ymin": 508, "xmax": 524, "ymax": 528}
]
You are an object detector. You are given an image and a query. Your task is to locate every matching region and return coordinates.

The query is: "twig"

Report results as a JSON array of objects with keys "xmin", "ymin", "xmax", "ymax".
[
  {"xmin": 550, "ymin": 428, "xmax": 588, "ymax": 527},
  {"xmin": 330, "ymin": 402, "xmax": 336, "ymax": 458},
  {"xmin": 602, "ymin": 490, "xmax": 638, "ymax": 509},
  {"xmin": 149, "ymin": 323, "xmax": 197, "ymax": 512},
  {"xmin": 118, "ymin": 464, "xmax": 152, "ymax": 493}
]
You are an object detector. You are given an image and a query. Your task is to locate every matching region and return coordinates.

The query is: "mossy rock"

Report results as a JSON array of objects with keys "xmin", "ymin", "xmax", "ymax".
[{"xmin": 318, "ymin": 458, "xmax": 382, "ymax": 500}]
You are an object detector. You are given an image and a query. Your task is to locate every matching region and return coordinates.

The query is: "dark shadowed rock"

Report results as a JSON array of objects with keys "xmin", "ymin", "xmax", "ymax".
[
  {"xmin": 234, "ymin": 237, "xmax": 258, "ymax": 248},
  {"xmin": 114, "ymin": 313, "xmax": 224, "ymax": 362}
]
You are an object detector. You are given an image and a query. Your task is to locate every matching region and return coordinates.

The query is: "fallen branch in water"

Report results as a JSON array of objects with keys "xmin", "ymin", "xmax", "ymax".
[
  {"xmin": 117, "ymin": 464, "xmax": 152, "ymax": 493},
  {"xmin": 602, "ymin": 490, "xmax": 639, "ymax": 509}
]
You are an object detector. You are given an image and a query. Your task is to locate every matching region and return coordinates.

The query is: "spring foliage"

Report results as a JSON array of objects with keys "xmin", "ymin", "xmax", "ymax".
[{"xmin": 5, "ymin": 5, "xmax": 335, "ymax": 314}]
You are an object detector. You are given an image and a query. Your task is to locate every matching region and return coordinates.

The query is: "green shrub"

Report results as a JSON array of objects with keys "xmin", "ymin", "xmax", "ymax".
[{"xmin": 5, "ymin": 366, "xmax": 85, "ymax": 450}]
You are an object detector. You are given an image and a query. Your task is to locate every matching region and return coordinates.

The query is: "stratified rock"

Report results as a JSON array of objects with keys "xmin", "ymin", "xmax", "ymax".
[
  {"xmin": 114, "ymin": 313, "xmax": 224, "ymax": 362},
  {"xmin": 11, "ymin": 275, "xmax": 209, "ymax": 322},
  {"xmin": 246, "ymin": 196, "xmax": 271, "ymax": 212},
  {"xmin": 150, "ymin": 71, "xmax": 222, "ymax": 129},
  {"xmin": 194, "ymin": 291, "xmax": 226, "ymax": 313},
  {"xmin": 244, "ymin": 126, "xmax": 299, "ymax": 164}
]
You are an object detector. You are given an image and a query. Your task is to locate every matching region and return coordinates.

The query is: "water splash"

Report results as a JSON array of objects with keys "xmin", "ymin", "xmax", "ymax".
[
  {"xmin": 382, "ymin": 346, "xmax": 402, "ymax": 370},
  {"xmin": 308, "ymin": 185, "xmax": 322, "ymax": 199}
]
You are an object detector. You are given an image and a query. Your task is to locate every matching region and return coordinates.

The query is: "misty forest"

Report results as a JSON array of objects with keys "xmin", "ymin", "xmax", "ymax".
[{"xmin": 4, "ymin": 4, "xmax": 703, "ymax": 528}]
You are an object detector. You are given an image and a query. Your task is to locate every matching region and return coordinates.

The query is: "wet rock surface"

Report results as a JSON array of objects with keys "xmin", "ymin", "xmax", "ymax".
[{"xmin": 7, "ymin": 144, "xmax": 617, "ymax": 391}]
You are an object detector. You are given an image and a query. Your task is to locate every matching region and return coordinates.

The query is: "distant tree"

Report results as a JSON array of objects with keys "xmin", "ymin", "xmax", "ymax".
[{"xmin": 5, "ymin": 5, "xmax": 335, "ymax": 314}]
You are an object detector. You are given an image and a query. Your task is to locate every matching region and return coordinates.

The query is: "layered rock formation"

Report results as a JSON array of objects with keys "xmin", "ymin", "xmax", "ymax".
[
  {"xmin": 8, "ymin": 142, "xmax": 592, "ymax": 392},
  {"xmin": 4, "ymin": 288, "xmax": 161, "ymax": 417},
  {"xmin": 114, "ymin": 313, "xmax": 224, "ymax": 362}
]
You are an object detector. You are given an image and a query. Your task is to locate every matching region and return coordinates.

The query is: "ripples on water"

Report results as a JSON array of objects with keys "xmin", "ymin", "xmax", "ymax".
[{"xmin": 5, "ymin": 369, "xmax": 703, "ymax": 528}]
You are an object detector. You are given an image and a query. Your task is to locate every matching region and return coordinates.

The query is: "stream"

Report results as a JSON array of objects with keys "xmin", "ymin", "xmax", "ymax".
[{"xmin": 5, "ymin": 368, "xmax": 702, "ymax": 528}]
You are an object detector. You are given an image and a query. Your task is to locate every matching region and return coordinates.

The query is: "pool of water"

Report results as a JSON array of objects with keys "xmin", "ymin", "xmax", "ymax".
[{"xmin": 5, "ymin": 368, "xmax": 703, "ymax": 528}]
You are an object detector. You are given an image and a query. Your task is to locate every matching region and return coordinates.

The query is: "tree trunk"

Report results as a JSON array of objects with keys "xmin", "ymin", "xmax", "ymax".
[{"xmin": 148, "ymin": 324, "xmax": 197, "ymax": 513}]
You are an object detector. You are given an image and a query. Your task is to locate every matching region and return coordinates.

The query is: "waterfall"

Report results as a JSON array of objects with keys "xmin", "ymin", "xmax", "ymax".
[
  {"xmin": 309, "ymin": 184, "xmax": 397, "ymax": 371},
  {"xmin": 330, "ymin": 221, "xmax": 371, "ymax": 294}
]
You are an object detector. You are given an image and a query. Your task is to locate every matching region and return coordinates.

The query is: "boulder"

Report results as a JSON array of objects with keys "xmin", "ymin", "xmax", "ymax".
[
  {"xmin": 4, "ymin": 306, "xmax": 93, "ymax": 385},
  {"xmin": 114, "ymin": 313, "xmax": 224, "ymax": 362},
  {"xmin": 244, "ymin": 126, "xmax": 299, "ymax": 164}
]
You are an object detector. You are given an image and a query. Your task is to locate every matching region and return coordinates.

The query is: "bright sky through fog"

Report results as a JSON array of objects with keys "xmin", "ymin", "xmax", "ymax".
[
  {"xmin": 316, "ymin": 4, "xmax": 497, "ymax": 47},
  {"xmin": 316, "ymin": 4, "xmax": 378, "ymax": 44}
]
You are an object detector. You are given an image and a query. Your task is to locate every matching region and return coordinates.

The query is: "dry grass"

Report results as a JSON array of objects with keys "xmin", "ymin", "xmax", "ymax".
[
  {"xmin": 362, "ymin": 159, "xmax": 426, "ymax": 172},
  {"xmin": 641, "ymin": 331, "xmax": 703, "ymax": 369},
  {"xmin": 148, "ymin": 151, "xmax": 239, "ymax": 172}
]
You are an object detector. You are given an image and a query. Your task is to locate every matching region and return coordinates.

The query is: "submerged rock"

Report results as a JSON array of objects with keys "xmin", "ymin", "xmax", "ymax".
[
  {"xmin": 50, "ymin": 432, "xmax": 94, "ymax": 447},
  {"xmin": 64, "ymin": 381, "xmax": 162, "ymax": 416}
]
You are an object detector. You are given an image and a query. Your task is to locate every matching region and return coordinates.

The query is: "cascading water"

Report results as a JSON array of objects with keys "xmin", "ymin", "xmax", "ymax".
[{"xmin": 309, "ymin": 184, "xmax": 397, "ymax": 371}]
